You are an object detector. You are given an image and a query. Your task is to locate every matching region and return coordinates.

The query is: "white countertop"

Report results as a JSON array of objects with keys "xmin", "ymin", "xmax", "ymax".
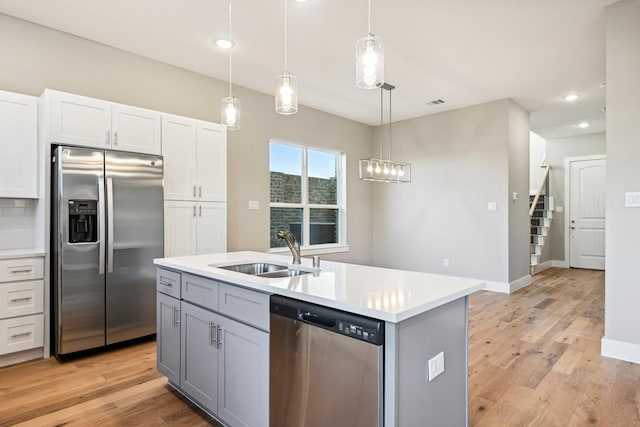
[
  {"xmin": 154, "ymin": 251, "xmax": 485, "ymax": 323},
  {"xmin": 0, "ymin": 249, "xmax": 46, "ymax": 260}
]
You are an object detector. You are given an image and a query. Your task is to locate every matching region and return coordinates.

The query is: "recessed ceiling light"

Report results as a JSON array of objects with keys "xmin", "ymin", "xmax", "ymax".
[
  {"xmin": 578, "ymin": 121, "xmax": 590, "ymax": 129},
  {"xmin": 563, "ymin": 93, "xmax": 580, "ymax": 102},
  {"xmin": 215, "ymin": 39, "xmax": 235, "ymax": 49}
]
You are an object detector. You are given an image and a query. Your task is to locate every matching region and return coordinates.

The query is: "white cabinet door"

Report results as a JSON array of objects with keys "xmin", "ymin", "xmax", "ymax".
[
  {"xmin": 180, "ymin": 301, "xmax": 218, "ymax": 414},
  {"xmin": 162, "ymin": 115, "xmax": 197, "ymax": 200},
  {"xmin": 0, "ymin": 90, "xmax": 38, "ymax": 198},
  {"xmin": 48, "ymin": 90, "xmax": 111, "ymax": 148},
  {"xmin": 156, "ymin": 292, "xmax": 181, "ymax": 385},
  {"xmin": 196, "ymin": 121, "xmax": 227, "ymax": 202},
  {"xmin": 112, "ymin": 104, "xmax": 161, "ymax": 155},
  {"xmin": 196, "ymin": 202, "xmax": 227, "ymax": 255},
  {"xmin": 164, "ymin": 201, "xmax": 197, "ymax": 258},
  {"xmin": 217, "ymin": 315, "xmax": 269, "ymax": 427}
]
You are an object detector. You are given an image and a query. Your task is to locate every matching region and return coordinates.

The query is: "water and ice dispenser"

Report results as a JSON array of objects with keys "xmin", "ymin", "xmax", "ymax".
[{"xmin": 68, "ymin": 200, "xmax": 98, "ymax": 243}]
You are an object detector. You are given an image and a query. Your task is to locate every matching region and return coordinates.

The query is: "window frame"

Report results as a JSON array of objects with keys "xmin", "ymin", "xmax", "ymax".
[{"xmin": 269, "ymin": 138, "xmax": 348, "ymax": 254}]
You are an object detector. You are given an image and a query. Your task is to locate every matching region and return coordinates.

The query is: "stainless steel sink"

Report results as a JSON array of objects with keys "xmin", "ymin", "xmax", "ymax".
[
  {"xmin": 212, "ymin": 261, "xmax": 313, "ymax": 278},
  {"xmin": 258, "ymin": 269, "xmax": 312, "ymax": 278},
  {"xmin": 216, "ymin": 262, "xmax": 287, "ymax": 275}
]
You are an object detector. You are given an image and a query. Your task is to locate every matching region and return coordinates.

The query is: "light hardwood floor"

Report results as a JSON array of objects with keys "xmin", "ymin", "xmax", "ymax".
[{"xmin": 0, "ymin": 268, "xmax": 638, "ymax": 426}]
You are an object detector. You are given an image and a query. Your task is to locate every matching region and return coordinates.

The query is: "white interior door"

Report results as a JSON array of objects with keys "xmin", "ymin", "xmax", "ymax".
[{"xmin": 569, "ymin": 158, "xmax": 606, "ymax": 270}]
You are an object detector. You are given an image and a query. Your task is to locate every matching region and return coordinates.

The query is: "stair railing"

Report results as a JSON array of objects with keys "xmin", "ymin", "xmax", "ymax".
[{"xmin": 529, "ymin": 164, "xmax": 551, "ymax": 218}]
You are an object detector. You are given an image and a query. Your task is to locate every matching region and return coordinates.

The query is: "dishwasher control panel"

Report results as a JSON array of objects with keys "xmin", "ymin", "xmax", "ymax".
[
  {"xmin": 271, "ymin": 295, "xmax": 384, "ymax": 345},
  {"xmin": 336, "ymin": 321, "xmax": 381, "ymax": 344}
]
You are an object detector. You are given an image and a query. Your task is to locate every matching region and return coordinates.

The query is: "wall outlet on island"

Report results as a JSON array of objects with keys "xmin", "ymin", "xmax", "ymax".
[
  {"xmin": 443, "ymin": 258, "xmax": 449, "ymax": 267},
  {"xmin": 428, "ymin": 351, "xmax": 445, "ymax": 382}
]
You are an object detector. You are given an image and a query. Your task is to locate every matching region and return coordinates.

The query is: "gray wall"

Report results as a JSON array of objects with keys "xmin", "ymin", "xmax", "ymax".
[
  {"xmin": 371, "ymin": 99, "xmax": 530, "ymax": 285},
  {"xmin": 604, "ymin": 0, "xmax": 640, "ymax": 352},
  {"xmin": 0, "ymin": 13, "xmax": 374, "ymax": 265},
  {"xmin": 545, "ymin": 133, "xmax": 606, "ymax": 261},
  {"xmin": 507, "ymin": 102, "xmax": 531, "ymax": 282}
]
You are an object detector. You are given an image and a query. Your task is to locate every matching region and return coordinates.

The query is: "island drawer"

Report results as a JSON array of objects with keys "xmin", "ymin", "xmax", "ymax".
[
  {"xmin": 157, "ymin": 268, "xmax": 181, "ymax": 298},
  {"xmin": 182, "ymin": 274, "xmax": 219, "ymax": 311},
  {"xmin": 0, "ymin": 257, "xmax": 44, "ymax": 283},
  {"xmin": 218, "ymin": 283, "xmax": 270, "ymax": 331},
  {"xmin": 0, "ymin": 313, "xmax": 44, "ymax": 355},
  {"xmin": 0, "ymin": 280, "xmax": 44, "ymax": 319}
]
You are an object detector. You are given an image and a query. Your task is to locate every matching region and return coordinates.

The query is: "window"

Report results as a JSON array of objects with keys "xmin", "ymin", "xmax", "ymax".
[{"xmin": 269, "ymin": 140, "xmax": 346, "ymax": 251}]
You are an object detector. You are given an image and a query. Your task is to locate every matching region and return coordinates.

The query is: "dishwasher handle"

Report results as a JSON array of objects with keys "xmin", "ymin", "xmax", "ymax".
[{"xmin": 300, "ymin": 311, "xmax": 336, "ymax": 328}]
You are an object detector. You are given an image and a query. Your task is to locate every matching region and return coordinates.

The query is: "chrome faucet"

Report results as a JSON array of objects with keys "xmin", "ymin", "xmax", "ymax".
[{"xmin": 277, "ymin": 229, "xmax": 301, "ymax": 264}]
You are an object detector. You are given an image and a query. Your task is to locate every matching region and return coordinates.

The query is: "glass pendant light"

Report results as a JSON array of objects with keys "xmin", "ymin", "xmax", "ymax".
[
  {"xmin": 356, "ymin": 0, "xmax": 383, "ymax": 89},
  {"xmin": 276, "ymin": 0, "xmax": 298, "ymax": 115},
  {"xmin": 221, "ymin": 0, "xmax": 241, "ymax": 130}
]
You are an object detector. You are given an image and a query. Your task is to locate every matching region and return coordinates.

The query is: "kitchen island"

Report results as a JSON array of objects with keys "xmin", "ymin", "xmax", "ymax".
[{"xmin": 154, "ymin": 251, "xmax": 484, "ymax": 427}]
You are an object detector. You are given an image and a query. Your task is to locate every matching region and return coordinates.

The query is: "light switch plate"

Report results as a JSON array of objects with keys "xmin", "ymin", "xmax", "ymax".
[
  {"xmin": 428, "ymin": 351, "xmax": 445, "ymax": 382},
  {"xmin": 248, "ymin": 200, "xmax": 260, "ymax": 210},
  {"xmin": 625, "ymin": 192, "xmax": 640, "ymax": 208}
]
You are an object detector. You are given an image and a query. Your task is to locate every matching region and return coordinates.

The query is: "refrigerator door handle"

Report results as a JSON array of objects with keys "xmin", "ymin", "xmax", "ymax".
[
  {"xmin": 98, "ymin": 177, "xmax": 106, "ymax": 275},
  {"xmin": 107, "ymin": 177, "xmax": 114, "ymax": 274}
]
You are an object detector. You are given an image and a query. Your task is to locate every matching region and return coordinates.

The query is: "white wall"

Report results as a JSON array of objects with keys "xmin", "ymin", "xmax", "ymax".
[
  {"xmin": 371, "ymin": 99, "xmax": 530, "ymax": 288},
  {"xmin": 529, "ymin": 132, "xmax": 547, "ymax": 193},
  {"xmin": 0, "ymin": 13, "xmax": 374, "ymax": 265},
  {"xmin": 545, "ymin": 133, "xmax": 606, "ymax": 262},
  {"xmin": 602, "ymin": 0, "xmax": 640, "ymax": 363}
]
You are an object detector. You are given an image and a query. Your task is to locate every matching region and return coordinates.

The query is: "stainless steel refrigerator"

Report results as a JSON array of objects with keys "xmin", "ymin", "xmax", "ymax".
[{"xmin": 51, "ymin": 146, "xmax": 164, "ymax": 358}]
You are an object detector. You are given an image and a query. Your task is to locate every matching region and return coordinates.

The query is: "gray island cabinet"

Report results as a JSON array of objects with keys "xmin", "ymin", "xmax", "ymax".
[{"xmin": 154, "ymin": 251, "xmax": 484, "ymax": 427}]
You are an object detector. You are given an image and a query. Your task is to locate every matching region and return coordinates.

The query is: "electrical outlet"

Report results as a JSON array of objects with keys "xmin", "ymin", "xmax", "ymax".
[
  {"xmin": 248, "ymin": 200, "xmax": 260, "ymax": 210},
  {"xmin": 487, "ymin": 202, "xmax": 497, "ymax": 211},
  {"xmin": 443, "ymin": 259, "xmax": 449, "ymax": 267},
  {"xmin": 427, "ymin": 351, "xmax": 445, "ymax": 382}
]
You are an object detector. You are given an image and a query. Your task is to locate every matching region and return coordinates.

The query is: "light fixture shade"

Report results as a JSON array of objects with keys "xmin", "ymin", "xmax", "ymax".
[
  {"xmin": 275, "ymin": 72, "xmax": 298, "ymax": 115},
  {"xmin": 356, "ymin": 33, "xmax": 383, "ymax": 89},
  {"xmin": 359, "ymin": 158, "xmax": 411, "ymax": 183},
  {"xmin": 221, "ymin": 95, "xmax": 241, "ymax": 130}
]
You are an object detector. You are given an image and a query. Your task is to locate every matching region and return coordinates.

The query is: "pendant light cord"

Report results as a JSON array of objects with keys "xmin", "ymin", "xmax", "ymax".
[
  {"xmin": 228, "ymin": 0, "xmax": 233, "ymax": 95},
  {"xmin": 380, "ymin": 87, "xmax": 384, "ymax": 159},
  {"xmin": 284, "ymin": 0, "xmax": 288, "ymax": 72},
  {"xmin": 367, "ymin": 0, "xmax": 371, "ymax": 34},
  {"xmin": 389, "ymin": 88, "xmax": 392, "ymax": 160}
]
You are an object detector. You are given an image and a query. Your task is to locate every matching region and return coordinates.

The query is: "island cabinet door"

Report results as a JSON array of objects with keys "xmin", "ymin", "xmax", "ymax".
[
  {"xmin": 217, "ymin": 315, "xmax": 269, "ymax": 427},
  {"xmin": 156, "ymin": 292, "xmax": 180, "ymax": 384},
  {"xmin": 180, "ymin": 301, "xmax": 219, "ymax": 414}
]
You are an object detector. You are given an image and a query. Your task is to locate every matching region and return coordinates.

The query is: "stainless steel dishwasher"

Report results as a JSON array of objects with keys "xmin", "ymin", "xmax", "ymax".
[{"xmin": 270, "ymin": 295, "xmax": 384, "ymax": 427}]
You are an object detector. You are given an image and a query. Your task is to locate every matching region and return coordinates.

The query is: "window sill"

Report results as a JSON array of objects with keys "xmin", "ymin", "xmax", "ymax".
[{"xmin": 270, "ymin": 244, "xmax": 350, "ymax": 257}]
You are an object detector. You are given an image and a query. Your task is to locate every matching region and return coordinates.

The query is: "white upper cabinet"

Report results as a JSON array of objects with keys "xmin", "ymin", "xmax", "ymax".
[
  {"xmin": 111, "ymin": 104, "xmax": 161, "ymax": 154},
  {"xmin": 0, "ymin": 90, "xmax": 38, "ymax": 198},
  {"xmin": 162, "ymin": 114, "xmax": 227, "ymax": 202},
  {"xmin": 45, "ymin": 90, "xmax": 161, "ymax": 155}
]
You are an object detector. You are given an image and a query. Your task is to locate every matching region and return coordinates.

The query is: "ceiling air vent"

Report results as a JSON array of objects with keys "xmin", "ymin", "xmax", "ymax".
[{"xmin": 427, "ymin": 99, "xmax": 445, "ymax": 105}]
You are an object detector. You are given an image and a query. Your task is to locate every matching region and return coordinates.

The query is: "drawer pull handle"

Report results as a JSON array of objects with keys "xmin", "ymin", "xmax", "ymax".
[
  {"xmin": 10, "ymin": 269, "xmax": 33, "ymax": 274},
  {"xmin": 209, "ymin": 322, "xmax": 217, "ymax": 346},
  {"xmin": 173, "ymin": 307, "xmax": 180, "ymax": 326},
  {"xmin": 216, "ymin": 325, "xmax": 223, "ymax": 348},
  {"xmin": 160, "ymin": 281, "xmax": 173, "ymax": 287},
  {"xmin": 11, "ymin": 332, "xmax": 32, "ymax": 339},
  {"xmin": 10, "ymin": 297, "xmax": 33, "ymax": 303}
]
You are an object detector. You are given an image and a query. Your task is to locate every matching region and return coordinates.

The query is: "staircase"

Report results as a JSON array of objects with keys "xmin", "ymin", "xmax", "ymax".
[
  {"xmin": 529, "ymin": 163, "xmax": 552, "ymax": 272},
  {"xmin": 529, "ymin": 194, "xmax": 553, "ymax": 268}
]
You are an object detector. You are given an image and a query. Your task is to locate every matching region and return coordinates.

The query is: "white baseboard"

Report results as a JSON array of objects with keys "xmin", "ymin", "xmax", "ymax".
[
  {"xmin": 601, "ymin": 337, "xmax": 640, "ymax": 364},
  {"xmin": 485, "ymin": 275, "xmax": 532, "ymax": 294},
  {"xmin": 551, "ymin": 260, "xmax": 568, "ymax": 268},
  {"xmin": 532, "ymin": 260, "xmax": 553, "ymax": 275}
]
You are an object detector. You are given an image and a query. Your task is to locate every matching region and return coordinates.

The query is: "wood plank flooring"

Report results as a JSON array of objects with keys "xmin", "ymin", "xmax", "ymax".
[
  {"xmin": 469, "ymin": 267, "xmax": 640, "ymax": 426},
  {"xmin": 0, "ymin": 267, "xmax": 638, "ymax": 426}
]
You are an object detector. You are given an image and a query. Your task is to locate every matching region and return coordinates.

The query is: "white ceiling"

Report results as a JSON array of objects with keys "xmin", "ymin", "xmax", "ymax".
[{"xmin": 0, "ymin": 0, "xmax": 615, "ymax": 139}]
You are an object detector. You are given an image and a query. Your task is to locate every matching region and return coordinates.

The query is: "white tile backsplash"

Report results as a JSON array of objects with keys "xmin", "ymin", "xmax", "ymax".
[{"xmin": 0, "ymin": 199, "xmax": 36, "ymax": 250}]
